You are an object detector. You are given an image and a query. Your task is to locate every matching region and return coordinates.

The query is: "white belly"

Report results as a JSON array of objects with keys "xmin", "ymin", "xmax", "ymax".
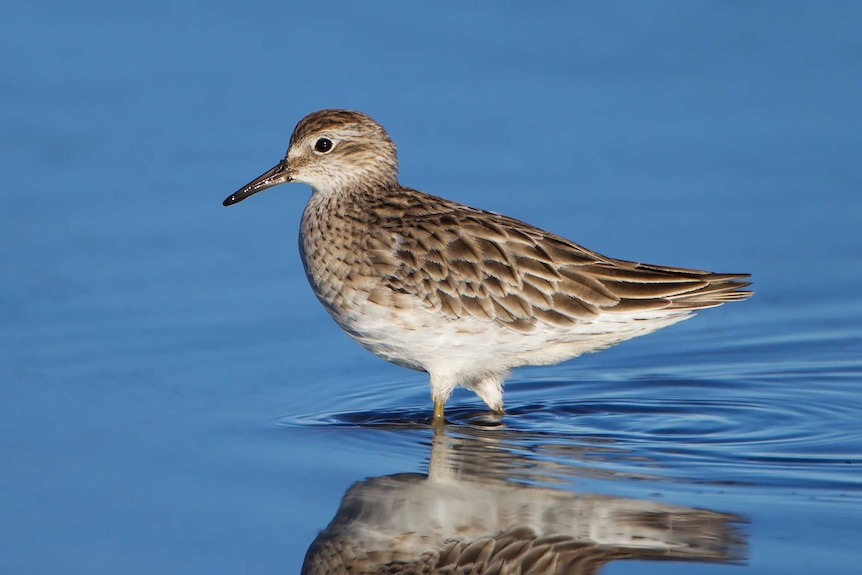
[{"xmin": 328, "ymin": 291, "xmax": 692, "ymax": 382}]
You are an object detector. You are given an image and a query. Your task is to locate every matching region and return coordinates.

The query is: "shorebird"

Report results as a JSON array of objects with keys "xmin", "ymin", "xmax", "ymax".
[{"xmin": 223, "ymin": 109, "xmax": 751, "ymax": 424}]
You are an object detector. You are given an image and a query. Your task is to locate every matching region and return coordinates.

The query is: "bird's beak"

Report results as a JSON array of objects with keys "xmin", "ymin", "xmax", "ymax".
[{"xmin": 223, "ymin": 160, "xmax": 293, "ymax": 206}]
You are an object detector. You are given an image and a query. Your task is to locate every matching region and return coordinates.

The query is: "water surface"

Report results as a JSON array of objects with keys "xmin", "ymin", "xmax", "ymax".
[{"xmin": 2, "ymin": 2, "xmax": 861, "ymax": 574}]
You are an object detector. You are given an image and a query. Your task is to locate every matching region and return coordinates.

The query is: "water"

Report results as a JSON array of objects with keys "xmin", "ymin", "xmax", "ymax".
[{"xmin": 2, "ymin": 2, "xmax": 861, "ymax": 573}]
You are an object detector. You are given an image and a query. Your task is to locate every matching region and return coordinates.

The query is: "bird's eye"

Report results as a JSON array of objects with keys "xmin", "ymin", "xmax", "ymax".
[{"xmin": 314, "ymin": 138, "xmax": 334, "ymax": 153}]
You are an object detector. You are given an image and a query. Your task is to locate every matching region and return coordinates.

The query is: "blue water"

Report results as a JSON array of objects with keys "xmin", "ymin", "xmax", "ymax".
[{"xmin": 3, "ymin": 2, "xmax": 861, "ymax": 573}]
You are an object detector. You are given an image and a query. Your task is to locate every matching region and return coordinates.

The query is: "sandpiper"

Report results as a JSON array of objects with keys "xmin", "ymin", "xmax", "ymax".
[{"xmin": 223, "ymin": 109, "xmax": 751, "ymax": 424}]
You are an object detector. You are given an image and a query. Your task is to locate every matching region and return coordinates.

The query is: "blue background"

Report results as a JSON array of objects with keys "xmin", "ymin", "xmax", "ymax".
[{"xmin": 2, "ymin": 2, "xmax": 861, "ymax": 573}]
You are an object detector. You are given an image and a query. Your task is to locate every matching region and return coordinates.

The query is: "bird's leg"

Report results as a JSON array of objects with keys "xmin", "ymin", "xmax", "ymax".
[
  {"xmin": 471, "ymin": 373, "xmax": 506, "ymax": 415},
  {"xmin": 432, "ymin": 398, "xmax": 446, "ymax": 426},
  {"xmin": 429, "ymin": 373, "xmax": 455, "ymax": 426}
]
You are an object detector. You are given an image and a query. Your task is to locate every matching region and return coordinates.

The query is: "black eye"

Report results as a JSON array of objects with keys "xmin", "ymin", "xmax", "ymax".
[{"xmin": 314, "ymin": 138, "xmax": 333, "ymax": 153}]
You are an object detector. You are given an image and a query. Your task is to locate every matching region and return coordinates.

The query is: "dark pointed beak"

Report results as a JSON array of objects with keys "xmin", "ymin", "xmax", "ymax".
[{"xmin": 223, "ymin": 160, "xmax": 293, "ymax": 206}]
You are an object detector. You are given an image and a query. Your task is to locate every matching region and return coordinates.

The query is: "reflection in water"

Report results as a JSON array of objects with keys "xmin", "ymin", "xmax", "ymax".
[{"xmin": 301, "ymin": 428, "xmax": 747, "ymax": 574}]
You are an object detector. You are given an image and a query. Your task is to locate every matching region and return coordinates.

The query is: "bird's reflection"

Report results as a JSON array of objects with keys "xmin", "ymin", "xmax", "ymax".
[{"xmin": 301, "ymin": 424, "xmax": 747, "ymax": 574}]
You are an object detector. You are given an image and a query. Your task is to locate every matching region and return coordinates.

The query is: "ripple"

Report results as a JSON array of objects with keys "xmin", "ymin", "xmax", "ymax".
[
  {"xmin": 506, "ymin": 375, "xmax": 862, "ymax": 489},
  {"xmin": 278, "ymin": 404, "xmax": 506, "ymax": 430},
  {"xmin": 278, "ymin": 368, "xmax": 862, "ymax": 493}
]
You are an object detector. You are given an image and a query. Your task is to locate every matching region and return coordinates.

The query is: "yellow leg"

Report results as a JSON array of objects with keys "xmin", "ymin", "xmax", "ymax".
[{"xmin": 432, "ymin": 398, "xmax": 446, "ymax": 426}]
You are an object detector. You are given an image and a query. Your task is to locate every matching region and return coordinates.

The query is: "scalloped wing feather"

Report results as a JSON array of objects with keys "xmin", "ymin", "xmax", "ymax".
[{"xmin": 365, "ymin": 190, "xmax": 751, "ymax": 333}]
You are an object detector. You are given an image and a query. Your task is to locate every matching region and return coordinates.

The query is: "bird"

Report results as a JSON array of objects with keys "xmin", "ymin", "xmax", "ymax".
[{"xmin": 223, "ymin": 109, "xmax": 752, "ymax": 424}]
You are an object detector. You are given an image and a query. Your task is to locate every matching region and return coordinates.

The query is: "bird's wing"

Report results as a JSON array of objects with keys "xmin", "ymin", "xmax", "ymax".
[{"xmin": 364, "ymin": 191, "xmax": 751, "ymax": 333}]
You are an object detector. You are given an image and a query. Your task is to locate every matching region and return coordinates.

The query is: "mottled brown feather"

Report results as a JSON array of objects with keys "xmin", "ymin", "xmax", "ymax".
[
  {"xmin": 354, "ymin": 187, "xmax": 750, "ymax": 333},
  {"xmin": 302, "ymin": 526, "xmax": 713, "ymax": 575}
]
